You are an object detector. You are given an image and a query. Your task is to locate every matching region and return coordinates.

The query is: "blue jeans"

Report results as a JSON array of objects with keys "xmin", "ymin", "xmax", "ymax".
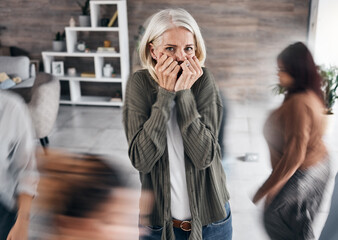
[{"xmin": 140, "ymin": 202, "xmax": 232, "ymax": 240}]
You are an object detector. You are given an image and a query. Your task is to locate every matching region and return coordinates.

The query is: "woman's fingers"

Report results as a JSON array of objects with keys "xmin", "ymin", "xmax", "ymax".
[
  {"xmin": 154, "ymin": 55, "xmax": 170, "ymax": 89},
  {"xmin": 163, "ymin": 62, "xmax": 180, "ymax": 91},
  {"xmin": 187, "ymin": 56, "xmax": 197, "ymax": 75},
  {"xmin": 155, "ymin": 55, "xmax": 181, "ymax": 91},
  {"xmin": 159, "ymin": 57, "xmax": 174, "ymax": 73},
  {"xmin": 186, "ymin": 60, "xmax": 197, "ymax": 89},
  {"xmin": 155, "ymin": 55, "xmax": 202, "ymax": 92},
  {"xmin": 163, "ymin": 60, "xmax": 178, "ymax": 77},
  {"xmin": 183, "ymin": 61, "xmax": 193, "ymax": 89},
  {"xmin": 171, "ymin": 65, "xmax": 181, "ymax": 78},
  {"xmin": 174, "ymin": 57, "xmax": 203, "ymax": 91},
  {"xmin": 155, "ymin": 54, "xmax": 168, "ymax": 69},
  {"xmin": 175, "ymin": 60, "xmax": 192, "ymax": 91},
  {"xmin": 191, "ymin": 56, "xmax": 203, "ymax": 78}
]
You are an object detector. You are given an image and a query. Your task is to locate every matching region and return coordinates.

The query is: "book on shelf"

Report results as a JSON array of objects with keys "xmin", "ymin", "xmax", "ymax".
[
  {"xmin": 110, "ymin": 97, "xmax": 122, "ymax": 102},
  {"xmin": 107, "ymin": 10, "xmax": 118, "ymax": 27},
  {"xmin": 106, "ymin": 73, "xmax": 117, "ymax": 78},
  {"xmin": 97, "ymin": 47, "xmax": 117, "ymax": 53},
  {"xmin": 80, "ymin": 72, "xmax": 96, "ymax": 78}
]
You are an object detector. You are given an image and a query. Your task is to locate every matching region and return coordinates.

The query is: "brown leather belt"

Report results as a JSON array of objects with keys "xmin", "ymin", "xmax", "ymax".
[{"xmin": 172, "ymin": 219, "xmax": 191, "ymax": 231}]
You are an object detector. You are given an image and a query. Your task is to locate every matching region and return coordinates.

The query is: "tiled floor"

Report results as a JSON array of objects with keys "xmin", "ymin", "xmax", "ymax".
[{"xmin": 40, "ymin": 97, "xmax": 338, "ymax": 240}]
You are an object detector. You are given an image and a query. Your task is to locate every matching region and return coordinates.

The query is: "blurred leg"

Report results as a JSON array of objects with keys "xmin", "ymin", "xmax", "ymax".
[{"xmin": 264, "ymin": 160, "xmax": 329, "ymax": 240}]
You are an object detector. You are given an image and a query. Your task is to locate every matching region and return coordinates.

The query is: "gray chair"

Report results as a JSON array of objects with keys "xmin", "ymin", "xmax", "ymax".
[
  {"xmin": 0, "ymin": 56, "xmax": 36, "ymax": 88},
  {"xmin": 0, "ymin": 56, "xmax": 60, "ymax": 147}
]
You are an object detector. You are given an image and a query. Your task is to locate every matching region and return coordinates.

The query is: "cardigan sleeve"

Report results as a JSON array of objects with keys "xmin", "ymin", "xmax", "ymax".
[
  {"xmin": 175, "ymin": 68, "xmax": 223, "ymax": 170},
  {"xmin": 253, "ymin": 97, "xmax": 312, "ymax": 203},
  {"xmin": 123, "ymin": 71, "xmax": 176, "ymax": 173}
]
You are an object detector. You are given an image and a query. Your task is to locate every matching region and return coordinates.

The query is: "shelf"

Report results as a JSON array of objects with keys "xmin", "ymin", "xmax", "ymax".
[
  {"xmin": 55, "ymin": 74, "xmax": 122, "ymax": 82},
  {"xmin": 42, "ymin": 0, "xmax": 129, "ymax": 107},
  {"xmin": 91, "ymin": 0, "xmax": 123, "ymax": 4},
  {"xmin": 60, "ymin": 95, "xmax": 71, "ymax": 101},
  {"xmin": 65, "ymin": 27, "xmax": 119, "ymax": 31},
  {"xmin": 42, "ymin": 51, "xmax": 121, "ymax": 57},
  {"xmin": 60, "ymin": 96, "xmax": 123, "ymax": 106}
]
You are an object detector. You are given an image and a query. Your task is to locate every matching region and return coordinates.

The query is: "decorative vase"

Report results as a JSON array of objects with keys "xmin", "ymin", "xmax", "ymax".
[
  {"xmin": 103, "ymin": 64, "xmax": 113, "ymax": 77},
  {"xmin": 79, "ymin": 15, "xmax": 91, "ymax": 27},
  {"xmin": 52, "ymin": 41, "xmax": 65, "ymax": 52},
  {"xmin": 69, "ymin": 17, "xmax": 76, "ymax": 27}
]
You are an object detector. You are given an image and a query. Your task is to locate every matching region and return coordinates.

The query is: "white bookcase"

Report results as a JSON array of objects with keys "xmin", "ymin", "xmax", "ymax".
[{"xmin": 42, "ymin": 0, "xmax": 130, "ymax": 106}]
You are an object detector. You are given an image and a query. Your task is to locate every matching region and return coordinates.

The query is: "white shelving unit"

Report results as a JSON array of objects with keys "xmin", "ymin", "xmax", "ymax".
[{"xmin": 42, "ymin": 0, "xmax": 129, "ymax": 106}]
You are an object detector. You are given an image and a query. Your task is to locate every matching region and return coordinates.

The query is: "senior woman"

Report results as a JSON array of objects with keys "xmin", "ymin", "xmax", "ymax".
[{"xmin": 123, "ymin": 8, "xmax": 232, "ymax": 240}]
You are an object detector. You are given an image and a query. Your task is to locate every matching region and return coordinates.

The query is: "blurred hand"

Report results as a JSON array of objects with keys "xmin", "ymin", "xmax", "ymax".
[
  {"xmin": 175, "ymin": 56, "xmax": 203, "ymax": 92},
  {"xmin": 154, "ymin": 54, "xmax": 181, "ymax": 92},
  {"xmin": 252, "ymin": 193, "xmax": 260, "ymax": 205},
  {"xmin": 7, "ymin": 218, "xmax": 29, "ymax": 240}
]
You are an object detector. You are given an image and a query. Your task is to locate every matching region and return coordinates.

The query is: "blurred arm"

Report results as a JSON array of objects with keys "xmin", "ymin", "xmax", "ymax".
[
  {"xmin": 7, "ymin": 97, "xmax": 39, "ymax": 240},
  {"xmin": 7, "ymin": 194, "xmax": 33, "ymax": 240}
]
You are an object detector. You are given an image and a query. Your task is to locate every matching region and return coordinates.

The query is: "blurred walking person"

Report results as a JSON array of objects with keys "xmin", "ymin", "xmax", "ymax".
[
  {"xmin": 34, "ymin": 151, "xmax": 140, "ymax": 240},
  {"xmin": 0, "ymin": 90, "xmax": 39, "ymax": 240},
  {"xmin": 253, "ymin": 42, "xmax": 330, "ymax": 240}
]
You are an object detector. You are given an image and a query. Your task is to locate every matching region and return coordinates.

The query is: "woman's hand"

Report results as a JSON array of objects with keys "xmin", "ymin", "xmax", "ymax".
[
  {"xmin": 154, "ymin": 54, "xmax": 181, "ymax": 92},
  {"xmin": 174, "ymin": 56, "xmax": 203, "ymax": 92}
]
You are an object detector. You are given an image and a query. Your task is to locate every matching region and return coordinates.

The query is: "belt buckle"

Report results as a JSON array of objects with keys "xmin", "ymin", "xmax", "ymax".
[{"xmin": 180, "ymin": 220, "xmax": 191, "ymax": 232}]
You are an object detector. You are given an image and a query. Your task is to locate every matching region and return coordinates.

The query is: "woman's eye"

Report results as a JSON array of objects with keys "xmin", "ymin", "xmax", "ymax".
[
  {"xmin": 185, "ymin": 47, "xmax": 194, "ymax": 52},
  {"xmin": 166, "ymin": 47, "xmax": 174, "ymax": 52}
]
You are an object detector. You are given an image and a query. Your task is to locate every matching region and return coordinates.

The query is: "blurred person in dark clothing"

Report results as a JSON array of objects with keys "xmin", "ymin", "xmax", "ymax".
[
  {"xmin": 253, "ymin": 42, "xmax": 330, "ymax": 239},
  {"xmin": 0, "ymin": 90, "xmax": 39, "ymax": 240},
  {"xmin": 35, "ymin": 150, "xmax": 142, "ymax": 240}
]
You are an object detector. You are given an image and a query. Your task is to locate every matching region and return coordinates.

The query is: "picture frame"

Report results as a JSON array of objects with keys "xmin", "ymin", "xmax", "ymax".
[
  {"xmin": 52, "ymin": 61, "xmax": 64, "ymax": 76},
  {"xmin": 30, "ymin": 59, "xmax": 40, "ymax": 73}
]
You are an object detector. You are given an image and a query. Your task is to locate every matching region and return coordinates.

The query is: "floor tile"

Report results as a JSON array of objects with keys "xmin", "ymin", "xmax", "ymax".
[
  {"xmin": 48, "ymin": 127, "xmax": 102, "ymax": 149},
  {"xmin": 89, "ymin": 128, "xmax": 129, "ymax": 152}
]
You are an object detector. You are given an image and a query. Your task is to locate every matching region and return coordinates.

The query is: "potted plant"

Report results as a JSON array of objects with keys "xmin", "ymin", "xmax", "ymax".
[
  {"xmin": 271, "ymin": 84, "xmax": 286, "ymax": 96},
  {"xmin": 319, "ymin": 66, "xmax": 338, "ymax": 114},
  {"xmin": 53, "ymin": 31, "xmax": 66, "ymax": 52},
  {"xmin": 77, "ymin": 0, "xmax": 91, "ymax": 27}
]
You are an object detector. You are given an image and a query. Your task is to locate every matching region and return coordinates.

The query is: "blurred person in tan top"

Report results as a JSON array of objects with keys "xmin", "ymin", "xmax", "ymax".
[{"xmin": 253, "ymin": 42, "xmax": 330, "ymax": 240}]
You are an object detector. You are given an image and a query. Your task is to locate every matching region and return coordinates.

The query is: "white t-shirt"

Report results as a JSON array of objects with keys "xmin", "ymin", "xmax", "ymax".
[{"xmin": 167, "ymin": 101, "xmax": 191, "ymax": 220}]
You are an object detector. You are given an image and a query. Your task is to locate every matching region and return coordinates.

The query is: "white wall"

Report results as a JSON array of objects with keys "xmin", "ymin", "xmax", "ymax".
[{"xmin": 314, "ymin": 0, "xmax": 338, "ymax": 67}]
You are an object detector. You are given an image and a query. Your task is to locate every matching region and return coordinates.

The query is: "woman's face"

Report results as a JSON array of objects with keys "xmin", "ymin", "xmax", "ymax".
[
  {"xmin": 150, "ymin": 27, "xmax": 196, "ymax": 63},
  {"xmin": 277, "ymin": 61, "xmax": 294, "ymax": 88}
]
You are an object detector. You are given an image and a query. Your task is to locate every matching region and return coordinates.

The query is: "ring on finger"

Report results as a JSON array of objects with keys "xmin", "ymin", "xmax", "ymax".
[{"xmin": 186, "ymin": 62, "xmax": 191, "ymax": 67}]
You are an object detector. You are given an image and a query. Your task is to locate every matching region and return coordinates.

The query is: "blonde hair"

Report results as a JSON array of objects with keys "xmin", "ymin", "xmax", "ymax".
[{"xmin": 138, "ymin": 8, "xmax": 206, "ymax": 82}]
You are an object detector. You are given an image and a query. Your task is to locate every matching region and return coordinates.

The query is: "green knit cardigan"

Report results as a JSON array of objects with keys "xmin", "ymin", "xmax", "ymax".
[{"xmin": 123, "ymin": 68, "xmax": 230, "ymax": 240}]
